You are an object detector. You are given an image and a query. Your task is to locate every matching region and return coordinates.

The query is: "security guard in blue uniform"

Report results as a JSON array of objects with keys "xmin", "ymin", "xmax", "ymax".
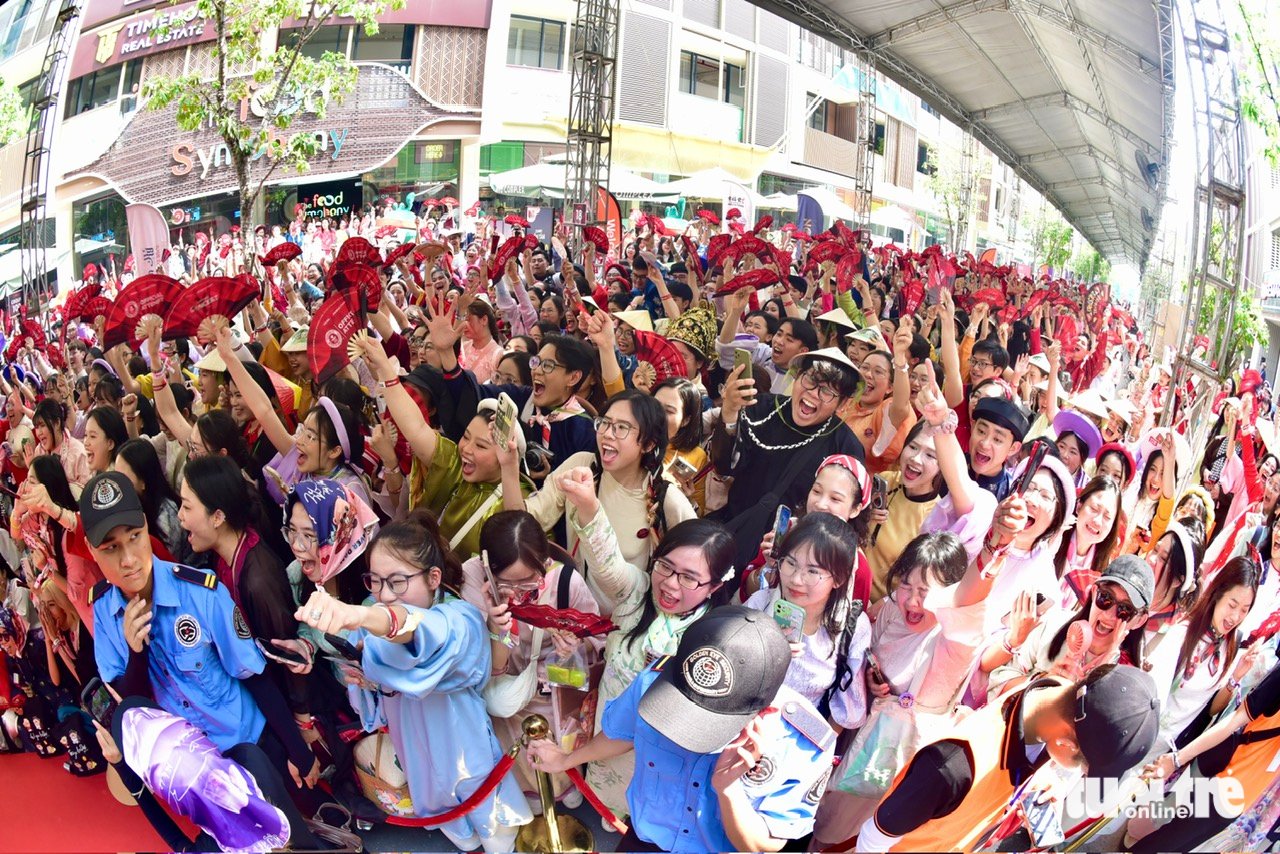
[
  {"xmin": 531, "ymin": 605, "xmax": 836, "ymax": 853},
  {"xmin": 81, "ymin": 472, "xmax": 324, "ymax": 849}
]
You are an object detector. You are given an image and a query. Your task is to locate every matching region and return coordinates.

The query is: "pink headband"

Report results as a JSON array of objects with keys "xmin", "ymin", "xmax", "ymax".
[
  {"xmin": 316, "ymin": 397, "xmax": 352, "ymax": 463},
  {"xmin": 817, "ymin": 454, "xmax": 873, "ymax": 513}
]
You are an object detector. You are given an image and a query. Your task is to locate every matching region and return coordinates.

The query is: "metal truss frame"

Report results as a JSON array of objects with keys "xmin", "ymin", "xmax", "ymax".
[
  {"xmin": 563, "ymin": 0, "xmax": 619, "ymax": 231},
  {"xmin": 20, "ymin": 0, "xmax": 80, "ymax": 323},
  {"xmin": 1162, "ymin": 0, "xmax": 1247, "ymax": 420},
  {"xmin": 750, "ymin": 0, "xmax": 1176, "ymax": 267}
]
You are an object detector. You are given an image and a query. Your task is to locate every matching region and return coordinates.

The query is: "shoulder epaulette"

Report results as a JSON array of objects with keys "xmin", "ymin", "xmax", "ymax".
[
  {"xmin": 172, "ymin": 564, "xmax": 217, "ymax": 590},
  {"xmin": 781, "ymin": 699, "xmax": 837, "ymax": 753},
  {"xmin": 650, "ymin": 655, "xmax": 672, "ymax": 673},
  {"xmin": 88, "ymin": 579, "xmax": 112, "ymax": 605}
]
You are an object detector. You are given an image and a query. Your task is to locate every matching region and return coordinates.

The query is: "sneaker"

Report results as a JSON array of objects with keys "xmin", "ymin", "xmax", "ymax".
[{"xmin": 559, "ymin": 787, "xmax": 583, "ymax": 809}]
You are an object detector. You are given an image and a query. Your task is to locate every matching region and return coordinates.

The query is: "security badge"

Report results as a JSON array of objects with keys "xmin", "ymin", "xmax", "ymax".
[
  {"xmin": 683, "ymin": 647, "xmax": 733, "ymax": 697},
  {"xmin": 233, "ymin": 607, "xmax": 251, "ymax": 639},
  {"xmin": 174, "ymin": 615, "xmax": 201, "ymax": 647}
]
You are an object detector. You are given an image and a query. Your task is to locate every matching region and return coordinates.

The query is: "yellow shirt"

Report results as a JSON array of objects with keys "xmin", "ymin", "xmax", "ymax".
[{"xmin": 864, "ymin": 469, "xmax": 939, "ymax": 601}]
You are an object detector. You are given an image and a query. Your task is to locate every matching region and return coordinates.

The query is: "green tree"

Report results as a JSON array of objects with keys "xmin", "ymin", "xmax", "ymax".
[
  {"xmin": 925, "ymin": 144, "xmax": 967, "ymax": 249},
  {"xmin": 1071, "ymin": 246, "xmax": 1111, "ymax": 283},
  {"xmin": 1195, "ymin": 285, "xmax": 1265, "ymax": 367},
  {"xmin": 1236, "ymin": 0, "xmax": 1280, "ymax": 166},
  {"xmin": 1029, "ymin": 207, "xmax": 1073, "ymax": 271},
  {"xmin": 143, "ymin": 0, "xmax": 403, "ymax": 248},
  {"xmin": 0, "ymin": 76, "xmax": 25, "ymax": 147}
]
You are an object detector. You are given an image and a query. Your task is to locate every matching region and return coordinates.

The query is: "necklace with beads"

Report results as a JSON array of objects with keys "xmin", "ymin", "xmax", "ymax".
[{"xmin": 743, "ymin": 401, "xmax": 843, "ymax": 452}]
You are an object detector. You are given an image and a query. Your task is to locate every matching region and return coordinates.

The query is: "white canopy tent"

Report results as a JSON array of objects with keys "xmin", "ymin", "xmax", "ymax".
[{"xmin": 748, "ymin": 0, "xmax": 1172, "ymax": 267}]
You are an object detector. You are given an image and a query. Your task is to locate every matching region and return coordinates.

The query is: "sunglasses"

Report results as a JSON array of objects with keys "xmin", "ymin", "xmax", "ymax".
[{"xmin": 1094, "ymin": 586, "xmax": 1137, "ymax": 623}]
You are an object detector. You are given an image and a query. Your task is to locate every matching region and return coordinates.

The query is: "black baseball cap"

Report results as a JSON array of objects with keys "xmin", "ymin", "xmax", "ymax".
[
  {"xmin": 638, "ymin": 606, "xmax": 791, "ymax": 753},
  {"xmin": 1073, "ymin": 664, "xmax": 1160, "ymax": 778},
  {"xmin": 80, "ymin": 471, "xmax": 147, "ymax": 547},
  {"xmin": 973, "ymin": 397, "xmax": 1030, "ymax": 441},
  {"xmin": 1098, "ymin": 555, "xmax": 1155, "ymax": 612}
]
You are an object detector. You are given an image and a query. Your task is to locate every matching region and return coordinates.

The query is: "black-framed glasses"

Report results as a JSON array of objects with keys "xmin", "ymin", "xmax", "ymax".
[
  {"xmin": 362, "ymin": 571, "xmax": 425, "ymax": 595},
  {"xmin": 651, "ymin": 558, "xmax": 713, "ymax": 591},
  {"xmin": 1094, "ymin": 585, "xmax": 1137, "ymax": 623},
  {"xmin": 529, "ymin": 356, "xmax": 563, "ymax": 375},
  {"xmin": 594, "ymin": 417, "xmax": 635, "ymax": 440},
  {"xmin": 797, "ymin": 371, "xmax": 839, "ymax": 404}
]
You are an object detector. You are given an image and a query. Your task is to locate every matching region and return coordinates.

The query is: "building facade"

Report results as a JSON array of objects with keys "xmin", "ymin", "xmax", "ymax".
[{"xmin": 0, "ymin": 0, "xmax": 1046, "ymax": 294}]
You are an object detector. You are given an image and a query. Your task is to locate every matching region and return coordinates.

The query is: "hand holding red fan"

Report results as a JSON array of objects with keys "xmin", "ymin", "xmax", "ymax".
[
  {"xmin": 163, "ymin": 275, "xmax": 261, "ymax": 343},
  {"xmin": 382, "ymin": 242, "xmax": 417, "ymax": 269},
  {"xmin": 583, "ymin": 225, "xmax": 609, "ymax": 255},
  {"xmin": 504, "ymin": 214, "xmax": 530, "ymax": 228},
  {"xmin": 329, "ymin": 264, "xmax": 382, "ymax": 315},
  {"xmin": 260, "ymin": 243, "xmax": 301, "ymax": 268},
  {"xmin": 103, "ymin": 274, "xmax": 184, "ymax": 350},
  {"xmin": 752, "ymin": 215, "xmax": 773, "ymax": 234},
  {"xmin": 695, "ymin": 209, "xmax": 721, "ymax": 226},
  {"xmin": 717, "ymin": 268, "xmax": 781, "ymax": 296},
  {"xmin": 490, "ymin": 235, "xmax": 525, "ymax": 282},
  {"xmin": 631, "ymin": 331, "xmax": 688, "ymax": 390}
]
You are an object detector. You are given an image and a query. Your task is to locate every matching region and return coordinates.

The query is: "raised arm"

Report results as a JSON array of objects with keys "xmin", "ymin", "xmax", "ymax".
[
  {"xmin": 354, "ymin": 335, "xmax": 439, "ymax": 466},
  {"xmin": 145, "ymin": 325, "xmax": 193, "ymax": 445},
  {"xmin": 938, "ymin": 290, "xmax": 964, "ymax": 409},
  {"xmin": 214, "ymin": 327, "xmax": 294, "ymax": 455}
]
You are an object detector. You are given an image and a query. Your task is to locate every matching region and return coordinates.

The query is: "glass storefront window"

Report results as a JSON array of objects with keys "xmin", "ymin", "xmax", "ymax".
[
  {"xmin": 71, "ymin": 193, "xmax": 128, "ymax": 277},
  {"xmin": 364, "ymin": 140, "xmax": 460, "ymax": 210}
]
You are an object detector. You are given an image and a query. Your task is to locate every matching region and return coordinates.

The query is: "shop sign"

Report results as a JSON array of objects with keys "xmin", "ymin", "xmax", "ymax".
[
  {"xmin": 168, "ymin": 205, "xmax": 202, "ymax": 225},
  {"xmin": 73, "ymin": 1, "xmax": 215, "ymax": 76},
  {"xmin": 169, "ymin": 128, "xmax": 351, "ymax": 180},
  {"xmin": 73, "ymin": 64, "xmax": 473, "ymax": 210},
  {"xmin": 298, "ymin": 180, "xmax": 362, "ymax": 220}
]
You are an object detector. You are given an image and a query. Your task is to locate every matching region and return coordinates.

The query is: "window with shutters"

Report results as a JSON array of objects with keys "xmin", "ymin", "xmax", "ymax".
[
  {"xmin": 1271, "ymin": 228, "xmax": 1280, "ymax": 271},
  {"xmin": 507, "ymin": 16, "xmax": 566, "ymax": 70}
]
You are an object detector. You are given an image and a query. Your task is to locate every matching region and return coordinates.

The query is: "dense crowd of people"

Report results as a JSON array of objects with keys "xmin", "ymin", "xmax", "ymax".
[{"xmin": 3, "ymin": 202, "xmax": 1280, "ymax": 853}]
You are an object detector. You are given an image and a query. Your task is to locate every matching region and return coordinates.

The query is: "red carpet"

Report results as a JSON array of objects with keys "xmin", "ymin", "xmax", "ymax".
[{"xmin": 0, "ymin": 753, "xmax": 166, "ymax": 852}]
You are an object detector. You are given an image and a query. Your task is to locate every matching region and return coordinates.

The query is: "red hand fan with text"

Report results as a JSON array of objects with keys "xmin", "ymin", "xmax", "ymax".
[
  {"xmin": 164, "ymin": 275, "xmax": 261, "ymax": 344},
  {"xmin": 102, "ymin": 274, "xmax": 184, "ymax": 350},
  {"xmin": 308, "ymin": 290, "xmax": 365, "ymax": 386},
  {"xmin": 631, "ymin": 331, "xmax": 688, "ymax": 388},
  {"xmin": 334, "ymin": 237, "xmax": 381, "ymax": 270},
  {"xmin": 329, "ymin": 264, "xmax": 382, "ymax": 315}
]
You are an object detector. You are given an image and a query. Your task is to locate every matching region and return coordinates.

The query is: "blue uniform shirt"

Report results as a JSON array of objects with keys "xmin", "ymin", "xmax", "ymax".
[
  {"xmin": 602, "ymin": 663, "xmax": 836, "ymax": 853},
  {"xmin": 93, "ymin": 559, "xmax": 268, "ymax": 753}
]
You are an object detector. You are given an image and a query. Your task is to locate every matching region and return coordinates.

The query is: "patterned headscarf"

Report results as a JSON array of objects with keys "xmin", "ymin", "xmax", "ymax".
[
  {"xmin": 287, "ymin": 478, "xmax": 378, "ymax": 584},
  {"xmin": 817, "ymin": 454, "xmax": 873, "ymax": 513}
]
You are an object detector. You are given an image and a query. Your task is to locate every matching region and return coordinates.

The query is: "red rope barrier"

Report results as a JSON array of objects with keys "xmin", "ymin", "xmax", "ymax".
[
  {"xmin": 565, "ymin": 767, "xmax": 629, "ymax": 834},
  {"xmin": 384, "ymin": 753, "xmax": 517, "ymax": 828}
]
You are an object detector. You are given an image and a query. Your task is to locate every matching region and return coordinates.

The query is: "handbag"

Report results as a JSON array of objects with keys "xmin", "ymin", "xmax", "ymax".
[
  {"xmin": 304, "ymin": 802, "xmax": 364, "ymax": 852},
  {"xmin": 833, "ymin": 635, "xmax": 937, "ymax": 799},
  {"xmin": 482, "ymin": 626, "xmax": 545, "ymax": 718},
  {"xmin": 353, "ymin": 732, "xmax": 414, "ymax": 818}
]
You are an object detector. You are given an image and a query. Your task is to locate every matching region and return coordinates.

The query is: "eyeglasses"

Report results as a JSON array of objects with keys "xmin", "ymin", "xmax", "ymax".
[
  {"xmin": 281, "ymin": 525, "xmax": 318, "ymax": 549},
  {"xmin": 1094, "ymin": 586, "xmax": 1137, "ymax": 622},
  {"xmin": 362, "ymin": 571, "xmax": 424, "ymax": 595},
  {"xmin": 496, "ymin": 579, "xmax": 543, "ymax": 604},
  {"xmin": 652, "ymin": 557, "xmax": 713, "ymax": 591},
  {"xmin": 797, "ymin": 371, "xmax": 840, "ymax": 404},
  {"xmin": 779, "ymin": 554, "xmax": 834, "ymax": 585},
  {"xmin": 594, "ymin": 417, "xmax": 635, "ymax": 440},
  {"xmin": 529, "ymin": 356, "xmax": 564, "ymax": 375},
  {"xmin": 970, "ymin": 360, "xmax": 994, "ymax": 372}
]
